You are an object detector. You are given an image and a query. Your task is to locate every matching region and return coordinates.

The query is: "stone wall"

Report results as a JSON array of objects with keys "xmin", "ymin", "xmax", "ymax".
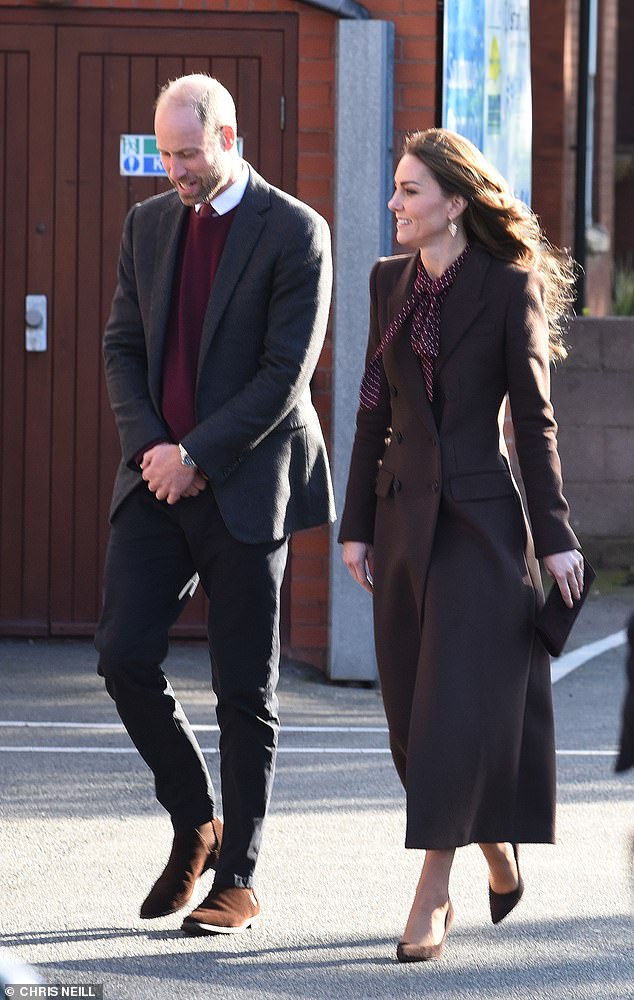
[{"xmin": 551, "ymin": 317, "xmax": 634, "ymax": 567}]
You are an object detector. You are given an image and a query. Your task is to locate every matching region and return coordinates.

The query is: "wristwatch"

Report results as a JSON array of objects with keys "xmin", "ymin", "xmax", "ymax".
[{"xmin": 178, "ymin": 443, "xmax": 197, "ymax": 468}]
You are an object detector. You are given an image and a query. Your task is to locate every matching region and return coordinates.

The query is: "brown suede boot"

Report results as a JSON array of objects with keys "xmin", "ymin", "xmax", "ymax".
[
  {"xmin": 140, "ymin": 818, "xmax": 223, "ymax": 919},
  {"xmin": 181, "ymin": 885, "xmax": 260, "ymax": 935}
]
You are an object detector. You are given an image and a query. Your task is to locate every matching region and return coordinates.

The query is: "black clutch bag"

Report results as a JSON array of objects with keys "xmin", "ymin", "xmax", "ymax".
[{"xmin": 535, "ymin": 556, "xmax": 596, "ymax": 657}]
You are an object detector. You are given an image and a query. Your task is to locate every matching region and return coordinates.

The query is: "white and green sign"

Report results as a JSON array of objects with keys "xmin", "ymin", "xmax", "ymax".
[
  {"xmin": 119, "ymin": 135, "xmax": 165, "ymax": 176},
  {"xmin": 119, "ymin": 134, "xmax": 245, "ymax": 177}
]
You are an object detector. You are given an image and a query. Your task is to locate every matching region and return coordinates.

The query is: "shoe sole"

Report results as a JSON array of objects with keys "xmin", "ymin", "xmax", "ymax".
[{"xmin": 181, "ymin": 914, "xmax": 261, "ymax": 936}]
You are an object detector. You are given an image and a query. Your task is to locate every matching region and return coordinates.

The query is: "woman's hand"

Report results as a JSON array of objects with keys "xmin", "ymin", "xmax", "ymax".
[
  {"xmin": 543, "ymin": 550, "xmax": 585, "ymax": 609},
  {"xmin": 342, "ymin": 541, "xmax": 375, "ymax": 594}
]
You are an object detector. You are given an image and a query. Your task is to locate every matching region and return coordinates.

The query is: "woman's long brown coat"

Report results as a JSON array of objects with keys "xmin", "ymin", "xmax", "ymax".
[{"xmin": 339, "ymin": 243, "xmax": 579, "ymax": 849}]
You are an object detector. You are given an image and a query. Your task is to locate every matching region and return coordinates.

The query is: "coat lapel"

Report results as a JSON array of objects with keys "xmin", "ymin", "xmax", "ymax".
[
  {"xmin": 196, "ymin": 167, "xmax": 268, "ymax": 381},
  {"xmin": 379, "ymin": 244, "xmax": 491, "ymax": 433},
  {"xmin": 148, "ymin": 194, "xmax": 188, "ymax": 402},
  {"xmin": 381, "ymin": 255, "xmax": 438, "ymax": 436},
  {"xmin": 435, "ymin": 242, "xmax": 490, "ymax": 373}
]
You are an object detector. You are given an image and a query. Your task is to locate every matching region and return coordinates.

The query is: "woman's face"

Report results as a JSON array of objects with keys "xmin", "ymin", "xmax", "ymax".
[{"xmin": 388, "ymin": 154, "xmax": 458, "ymax": 250}]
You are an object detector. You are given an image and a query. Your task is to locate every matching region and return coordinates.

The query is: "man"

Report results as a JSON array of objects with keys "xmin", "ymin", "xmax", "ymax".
[
  {"xmin": 95, "ymin": 75, "xmax": 334, "ymax": 936},
  {"xmin": 616, "ymin": 613, "xmax": 634, "ymax": 774}
]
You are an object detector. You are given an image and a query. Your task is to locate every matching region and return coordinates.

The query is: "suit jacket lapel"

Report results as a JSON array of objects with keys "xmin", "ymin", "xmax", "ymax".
[
  {"xmin": 148, "ymin": 195, "xmax": 188, "ymax": 402},
  {"xmin": 196, "ymin": 168, "xmax": 268, "ymax": 380}
]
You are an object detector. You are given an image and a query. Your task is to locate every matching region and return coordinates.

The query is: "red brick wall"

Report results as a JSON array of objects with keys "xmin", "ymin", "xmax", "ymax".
[
  {"xmin": 585, "ymin": 0, "xmax": 617, "ymax": 316},
  {"xmin": 531, "ymin": 0, "xmax": 617, "ymax": 316},
  {"xmin": 371, "ymin": 0, "xmax": 437, "ymax": 144},
  {"xmin": 615, "ymin": 0, "xmax": 634, "ymax": 263},
  {"xmin": 531, "ymin": 0, "xmax": 577, "ymax": 249}
]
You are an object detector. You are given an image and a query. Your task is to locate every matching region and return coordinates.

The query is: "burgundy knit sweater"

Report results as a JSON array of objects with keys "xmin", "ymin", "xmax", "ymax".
[{"xmin": 161, "ymin": 206, "xmax": 237, "ymax": 443}]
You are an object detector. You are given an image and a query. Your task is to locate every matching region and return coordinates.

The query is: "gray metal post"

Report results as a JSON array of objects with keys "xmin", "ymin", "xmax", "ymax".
[{"xmin": 328, "ymin": 20, "xmax": 394, "ymax": 681}]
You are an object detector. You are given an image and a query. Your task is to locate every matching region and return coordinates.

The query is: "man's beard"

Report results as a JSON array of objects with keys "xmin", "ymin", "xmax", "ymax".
[
  {"xmin": 171, "ymin": 164, "xmax": 225, "ymax": 206},
  {"xmin": 195, "ymin": 168, "xmax": 225, "ymax": 204}
]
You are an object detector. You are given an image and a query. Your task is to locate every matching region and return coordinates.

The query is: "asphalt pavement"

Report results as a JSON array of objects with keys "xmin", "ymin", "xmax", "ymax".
[{"xmin": 0, "ymin": 578, "xmax": 633, "ymax": 1000}]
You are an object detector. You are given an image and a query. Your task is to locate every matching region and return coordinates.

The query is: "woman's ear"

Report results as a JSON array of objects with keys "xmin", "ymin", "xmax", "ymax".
[{"xmin": 451, "ymin": 193, "xmax": 468, "ymax": 216}]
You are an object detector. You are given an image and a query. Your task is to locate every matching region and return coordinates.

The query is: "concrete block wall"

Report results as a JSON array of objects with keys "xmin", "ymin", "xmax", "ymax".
[{"xmin": 551, "ymin": 317, "xmax": 634, "ymax": 567}]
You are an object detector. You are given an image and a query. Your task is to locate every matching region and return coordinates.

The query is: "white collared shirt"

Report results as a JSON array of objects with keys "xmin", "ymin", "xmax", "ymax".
[{"xmin": 195, "ymin": 160, "xmax": 249, "ymax": 216}]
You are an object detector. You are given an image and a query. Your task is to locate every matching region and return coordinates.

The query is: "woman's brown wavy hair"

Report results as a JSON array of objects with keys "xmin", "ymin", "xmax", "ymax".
[{"xmin": 404, "ymin": 128, "xmax": 577, "ymax": 360}]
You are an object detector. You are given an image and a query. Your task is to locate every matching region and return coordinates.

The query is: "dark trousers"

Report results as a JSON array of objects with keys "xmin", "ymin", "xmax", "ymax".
[{"xmin": 94, "ymin": 483, "xmax": 288, "ymax": 889}]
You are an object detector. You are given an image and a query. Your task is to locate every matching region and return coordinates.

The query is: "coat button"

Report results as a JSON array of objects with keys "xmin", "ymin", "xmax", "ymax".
[
  {"xmin": 393, "ymin": 478, "xmax": 402, "ymax": 493},
  {"xmin": 395, "ymin": 431, "xmax": 403, "ymax": 443},
  {"xmin": 389, "ymin": 384, "xmax": 398, "ymax": 397},
  {"xmin": 430, "ymin": 436, "xmax": 438, "ymax": 447},
  {"xmin": 431, "ymin": 480, "xmax": 440, "ymax": 493}
]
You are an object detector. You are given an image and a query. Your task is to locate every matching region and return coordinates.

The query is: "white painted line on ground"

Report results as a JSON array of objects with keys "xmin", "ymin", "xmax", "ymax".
[
  {"xmin": 0, "ymin": 746, "xmax": 383, "ymax": 754},
  {"xmin": 0, "ymin": 721, "xmax": 126, "ymax": 729},
  {"xmin": 0, "ymin": 635, "xmax": 626, "ymax": 761},
  {"xmin": 551, "ymin": 629, "xmax": 627, "ymax": 683},
  {"xmin": 0, "ymin": 746, "xmax": 618, "ymax": 756},
  {"xmin": 0, "ymin": 722, "xmax": 387, "ymax": 733}
]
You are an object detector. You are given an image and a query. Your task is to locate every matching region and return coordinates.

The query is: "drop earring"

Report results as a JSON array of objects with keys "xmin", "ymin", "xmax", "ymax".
[{"xmin": 448, "ymin": 218, "xmax": 458, "ymax": 238}]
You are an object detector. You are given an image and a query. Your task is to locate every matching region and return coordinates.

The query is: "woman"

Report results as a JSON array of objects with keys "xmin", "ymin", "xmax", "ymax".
[{"xmin": 339, "ymin": 129, "xmax": 584, "ymax": 962}]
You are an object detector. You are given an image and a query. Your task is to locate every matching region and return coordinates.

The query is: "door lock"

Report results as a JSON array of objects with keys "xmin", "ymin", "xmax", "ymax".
[{"xmin": 25, "ymin": 294, "xmax": 47, "ymax": 352}]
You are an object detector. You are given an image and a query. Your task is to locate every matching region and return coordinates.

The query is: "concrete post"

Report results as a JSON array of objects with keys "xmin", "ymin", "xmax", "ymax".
[{"xmin": 328, "ymin": 20, "xmax": 394, "ymax": 681}]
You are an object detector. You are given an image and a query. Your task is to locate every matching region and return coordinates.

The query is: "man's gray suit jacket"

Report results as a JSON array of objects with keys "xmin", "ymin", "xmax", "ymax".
[{"xmin": 103, "ymin": 165, "xmax": 336, "ymax": 543}]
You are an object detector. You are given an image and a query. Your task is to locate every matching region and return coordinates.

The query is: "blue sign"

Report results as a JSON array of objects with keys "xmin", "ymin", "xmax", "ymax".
[
  {"xmin": 443, "ymin": 0, "xmax": 532, "ymax": 204},
  {"xmin": 443, "ymin": 0, "xmax": 486, "ymax": 149},
  {"xmin": 120, "ymin": 136, "xmax": 165, "ymax": 177}
]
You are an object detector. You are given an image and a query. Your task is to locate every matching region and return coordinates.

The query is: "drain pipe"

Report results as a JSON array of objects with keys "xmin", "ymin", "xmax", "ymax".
[
  {"xmin": 574, "ymin": 0, "xmax": 591, "ymax": 311},
  {"xmin": 298, "ymin": 0, "xmax": 370, "ymax": 19}
]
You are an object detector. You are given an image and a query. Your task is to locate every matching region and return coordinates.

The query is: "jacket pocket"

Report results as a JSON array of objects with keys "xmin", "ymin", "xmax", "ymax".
[
  {"xmin": 375, "ymin": 466, "xmax": 396, "ymax": 497},
  {"xmin": 449, "ymin": 470, "xmax": 515, "ymax": 501}
]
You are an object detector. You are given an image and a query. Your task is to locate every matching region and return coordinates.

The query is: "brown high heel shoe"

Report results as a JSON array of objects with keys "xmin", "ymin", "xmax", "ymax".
[
  {"xmin": 396, "ymin": 899, "xmax": 455, "ymax": 963},
  {"xmin": 489, "ymin": 843, "xmax": 524, "ymax": 924}
]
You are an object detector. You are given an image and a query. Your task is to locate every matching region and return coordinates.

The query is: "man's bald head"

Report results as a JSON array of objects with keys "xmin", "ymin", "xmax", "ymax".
[{"xmin": 156, "ymin": 75, "xmax": 237, "ymax": 139}]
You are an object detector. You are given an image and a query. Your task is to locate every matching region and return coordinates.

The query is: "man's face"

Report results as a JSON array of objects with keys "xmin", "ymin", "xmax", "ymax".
[{"xmin": 155, "ymin": 101, "xmax": 229, "ymax": 206}]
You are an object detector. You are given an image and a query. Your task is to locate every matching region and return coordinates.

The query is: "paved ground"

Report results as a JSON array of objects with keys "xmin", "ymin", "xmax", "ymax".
[{"xmin": 0, "ymin": 579, "xmax": 633, "ymax": 1000}]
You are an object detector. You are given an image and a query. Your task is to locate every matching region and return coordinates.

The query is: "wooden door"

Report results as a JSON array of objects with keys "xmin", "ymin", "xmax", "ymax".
[
  {"xmin": 0, "ymin": 27, "xmax": 56, "ymax": 634},
  {"xmin": 0, "ymin": 11, "xmax": 298, "ymax": 638}
]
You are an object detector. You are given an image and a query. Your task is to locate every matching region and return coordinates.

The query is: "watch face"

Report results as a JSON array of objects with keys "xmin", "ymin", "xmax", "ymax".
[{"xmin": 179, "ymin": 445, "xmax": 196, "ymax": 467}]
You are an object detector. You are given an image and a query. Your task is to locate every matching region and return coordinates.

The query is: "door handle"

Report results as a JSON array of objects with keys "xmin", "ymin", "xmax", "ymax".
[{"xmin": 25, "ymin": 294, "xmax": 47, "ymax": 352}]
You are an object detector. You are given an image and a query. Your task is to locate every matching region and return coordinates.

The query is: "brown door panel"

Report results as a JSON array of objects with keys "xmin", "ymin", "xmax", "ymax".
[
  {"xmin": 0, "ymin": 27, "xmax": 55, "ymax": 634},
  {"xmin": 0, "ymin": 12, "xmax": 297, "ymax": 641}
]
